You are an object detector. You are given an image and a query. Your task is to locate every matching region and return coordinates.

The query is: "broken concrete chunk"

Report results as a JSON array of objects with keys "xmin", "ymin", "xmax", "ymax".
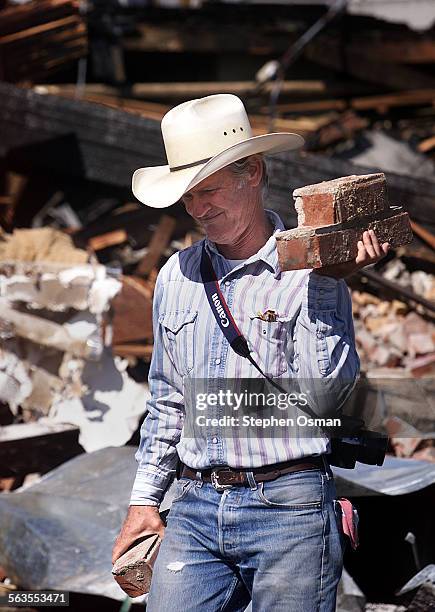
[
  {"xmin": 0, "ymin": 350, "xmax": 32, "ymax": 414},
  {"xmin": 51, "ymin": 350, "xmax": 150, "ymax": 453},
  {"xmin": 0, "ymin": 263, "xmax": 121, "ymax": 314},
  {"xmin": 0, "ymin": 302, "xmax": 102, "ymax": 360}
]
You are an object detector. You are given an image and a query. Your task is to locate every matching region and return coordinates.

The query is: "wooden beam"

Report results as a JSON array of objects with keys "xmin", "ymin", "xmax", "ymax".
[
  {"xmin": 251, "ymin": 112, "xmax": 339, "ymax": 137},
  {"xmin": 131, "ymin": 80, "xmax": 327, "ymax": 99},
  {"xmin": 112, "ymin": 276, "xmax": 153, "ymax": 345},
  {"xmin": 418, "ymin": 134, "xmax": 435, "ymax": 153},
  {"xmin": 307, "ymin": 112, "xmax": 369, "ymax": 149},
  {"xmin": 410, "ymin": 220, "xmax": 435, "ymax": 252},
  {"xmin": 359, "ymin": 268, "xmax": 435, "ymax": 315},
  {"xmin": 306, "ymin": 38, "xmax": 435, "ymax": 91},
  {"xmin": 88, "ymin": 229, "xmax": 128, "ymax": 251},
  {"xmin": 346, "ymin": 39, "xmax": 435, "ymax": 65},
  {"xmin": 0, "ymin": 0, "xmax": 75, "ymax": 37},
  {"xmin": 0, "ymin": 15, "xmax": 82, "ymax": 47},
  {"xmin": 351, "ymin": 89, "xmax": 435, "ymax": 112},
  {"xmin": 122, "ymin": 21, "xmax": 299, "ymax": 56},
  {"xmin": 0, "ymin": 421, "xmax": 82, "ymax": 476},
  {"xmin": 263, "ymin": 99, "xmax": 348, "ymax": 114},
  {"xmin": 276, "ymin": 89, "xmax": 435, "ymax": 114},
  {"xmin": 136, "ymin": 215, "xmax": 176, "ymax": 276}
]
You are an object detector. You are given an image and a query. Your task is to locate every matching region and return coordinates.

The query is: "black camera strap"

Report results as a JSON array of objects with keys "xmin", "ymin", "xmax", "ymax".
[{"xmin": 200, "ymin": 243, "xmax": 272, "ymax": 381}]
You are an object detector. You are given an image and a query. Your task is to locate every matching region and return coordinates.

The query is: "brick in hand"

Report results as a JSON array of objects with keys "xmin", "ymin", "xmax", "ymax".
[
  {"xmin": 112, "ymin": 534, "xmax": 161, "ymax": 596},
  {"xmin": 276, "ymin": 173, "xmax": 413, "ymax": 270}
]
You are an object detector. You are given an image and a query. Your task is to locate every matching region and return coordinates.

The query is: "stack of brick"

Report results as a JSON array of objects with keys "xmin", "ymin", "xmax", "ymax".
[{"xmin": 276, "ymin": 173, "xmax": 413, "ymax": 270}]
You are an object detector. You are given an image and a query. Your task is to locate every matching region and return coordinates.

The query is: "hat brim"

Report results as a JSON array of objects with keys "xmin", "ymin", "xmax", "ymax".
[{"xmin": 132, "ymin": 132, "xmax": 304, "ymax": 209}]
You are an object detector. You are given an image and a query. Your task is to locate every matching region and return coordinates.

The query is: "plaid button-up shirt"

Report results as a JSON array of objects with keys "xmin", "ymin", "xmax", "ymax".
[{"xmin": 130, "ymin": 210, "xmax": 359, "ymax": 505}]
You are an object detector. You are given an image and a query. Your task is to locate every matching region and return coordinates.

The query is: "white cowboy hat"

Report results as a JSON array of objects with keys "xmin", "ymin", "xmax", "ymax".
[{"xmin": 132, "ymin": 93, "xmax": 304, "ymax": 208}]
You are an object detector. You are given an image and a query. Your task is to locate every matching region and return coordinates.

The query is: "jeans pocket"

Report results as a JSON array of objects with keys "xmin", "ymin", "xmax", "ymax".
[
  {"xmin": 172, "ymin": 478, "xmax": 196, "ymax": 503},
  {"xmin": 256, "ymin": 469, "xmax": 323, "ymax": 508}
]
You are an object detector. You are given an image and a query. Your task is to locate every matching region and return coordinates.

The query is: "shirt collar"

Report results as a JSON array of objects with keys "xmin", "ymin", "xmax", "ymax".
[{"xmin": 205, "ymin": 209, "xmax": 285, "ymax": 276}]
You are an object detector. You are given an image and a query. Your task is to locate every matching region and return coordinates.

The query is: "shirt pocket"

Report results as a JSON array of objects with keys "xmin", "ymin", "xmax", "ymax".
[
  {"xmin": 249, "ymin": 316, "xmax": 292, "ymax": 378},
  {"xmin": 159, "ymin": 310, "xmax": 198, "ymax": 375}
]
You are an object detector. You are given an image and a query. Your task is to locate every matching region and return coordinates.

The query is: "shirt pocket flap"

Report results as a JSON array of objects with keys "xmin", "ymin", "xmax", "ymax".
[{"xmin": 159, "ymin": 310, "xmax": 198, "ymax": 334}]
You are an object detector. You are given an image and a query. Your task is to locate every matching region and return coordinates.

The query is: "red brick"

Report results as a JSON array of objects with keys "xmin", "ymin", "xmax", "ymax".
[
  {"xmin": 112, "ymin": 534, "xmax": 161, "ymax": 596},
  {"xmin": 293, "ymin": 173, "xmax": 387, "ymax": 227},
  {"xmin": 277, "ymin": 211, "xmax": 412, "ymax": 270}
]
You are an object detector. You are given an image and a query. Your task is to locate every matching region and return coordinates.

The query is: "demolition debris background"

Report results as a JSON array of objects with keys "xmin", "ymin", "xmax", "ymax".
[{"xmin": 0, "ymin": 0, "xmax": 435, "ymax": 610}]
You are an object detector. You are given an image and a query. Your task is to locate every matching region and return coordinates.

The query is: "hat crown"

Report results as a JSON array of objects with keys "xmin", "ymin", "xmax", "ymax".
[{"xmin": 161, "ymin": 94, "xmax": 253, "ymax": 169}]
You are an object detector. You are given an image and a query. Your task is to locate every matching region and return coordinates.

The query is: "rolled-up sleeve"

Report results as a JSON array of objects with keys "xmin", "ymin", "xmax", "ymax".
[
  {"xmin": 129, "ymin": 273, "xmax": 185, "ymax": 507},
  {"xmin": 293, "ymin": 272, "xmax": 360, "ymax": 417}
]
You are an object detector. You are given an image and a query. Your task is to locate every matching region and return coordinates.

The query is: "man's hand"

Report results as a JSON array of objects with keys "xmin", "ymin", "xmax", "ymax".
[
  {"xmin": 314, "ymin": 229, "xmax": 389, "ymax": 280},
  {"xmin": 112, "ymin": 505, "xmax": 165, "ymax": 566}
]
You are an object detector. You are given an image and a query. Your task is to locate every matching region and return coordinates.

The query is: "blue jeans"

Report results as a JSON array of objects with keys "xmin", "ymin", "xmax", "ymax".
[{"xmin": 147, "ymin": 465, "xmax": 345, "ymax": 612}]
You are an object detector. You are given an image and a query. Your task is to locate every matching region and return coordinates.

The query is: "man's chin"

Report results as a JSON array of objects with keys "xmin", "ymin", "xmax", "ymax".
[{"xmin": 204, "ymin": 230, "xmax": 230, "ymax": 243}]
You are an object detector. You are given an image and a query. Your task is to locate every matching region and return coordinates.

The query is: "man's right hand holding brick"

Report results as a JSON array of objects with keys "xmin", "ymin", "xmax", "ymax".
[
  {"xmin": 112, "ymin": 505, "xmax": 165, "ymax": 567},
  {"xmin": 314, "ymin": 229, "xmax": 390, "ymax": 279}
]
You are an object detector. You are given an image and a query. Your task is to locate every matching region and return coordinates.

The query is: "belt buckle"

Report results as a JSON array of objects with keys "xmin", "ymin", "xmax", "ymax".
[{"xmin": 211, "ymin": 469, "xmax": 233, "ymax": 492}]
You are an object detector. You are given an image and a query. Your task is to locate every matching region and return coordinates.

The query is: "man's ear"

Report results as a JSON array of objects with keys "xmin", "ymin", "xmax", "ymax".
[{"xmin": 247, "ymin": 155, "xmax": 263, "ymax": 188}]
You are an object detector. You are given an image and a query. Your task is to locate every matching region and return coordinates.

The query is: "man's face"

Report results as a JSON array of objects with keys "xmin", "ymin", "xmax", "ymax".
[{"xmin": 181, "ymin": 166, "xmax": 259, "ymax": 244}]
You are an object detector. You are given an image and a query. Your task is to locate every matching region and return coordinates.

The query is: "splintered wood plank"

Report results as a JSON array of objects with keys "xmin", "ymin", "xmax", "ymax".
[
  {"xmin": 89, "ymin": 229, "xmax": 128, "ymax": 251},
  {"xmin": 409, "ymin": 220, "xmax": 435, "ymax": 252},
  {"xmin": 263, "ymin": 99, "xmax": 347, "ymax": 113},
  {"xmin": 306, "ymin": 39, "xmax": 435, "ymax": 91},
  {"xmin": 0, "ymin": 421, "xmax": 82, "ymax": 476},
  {"xmin": 0, "ymin": 15, "xmax": 82, "ymax": 47},
  {"xmin": 0, "ymin": 0, "xmax": 76, "ymax": 37},
  {"xmin": 348, "ymin": 39, "xmax": 435, "ymax": 65},
  {"xmin": 351, "ymin": 89, "xmax": 435, "ymax": 111},
  {"xmin": 135, "ymin": 215, "xmax": 176, "ymax": 276},
  {"xmin": 251, "ymin": 112, "xmax": 338, "ymax": 137},
  {"xmin": 32, "ymin": 85, "xmax": 170, "ymax": 120},
  {"xmin": 0, "ymin": 171, "xmax": 27, "ymax": 229},
  {"xmin": 418, "ymin": 134, "xmax": 435, "ymax": 153},
  {"xmin": 131, "ymin": 80, "xmax": 326, "ymax": 99},
  {"xmin": 112, "ymin": 276, "xmax": 153, "ymax": 345}
]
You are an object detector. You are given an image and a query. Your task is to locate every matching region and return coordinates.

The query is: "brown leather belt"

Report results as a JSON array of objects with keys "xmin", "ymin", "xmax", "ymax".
[{"xmin": 181, "ymin": 456, "xmax": 325, "ymax": 491}]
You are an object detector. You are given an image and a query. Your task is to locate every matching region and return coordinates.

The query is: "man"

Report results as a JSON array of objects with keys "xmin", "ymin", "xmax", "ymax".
[{"xmin": 113, "ymin": 94, "xmax": 388, "ymax": 610}]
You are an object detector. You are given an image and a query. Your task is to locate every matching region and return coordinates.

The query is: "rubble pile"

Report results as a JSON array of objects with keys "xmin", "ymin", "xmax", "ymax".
[
  {"xmin": 0, "ymin": 0, "xmax": 87, "ymax": 83},
  {"xmin": 0, "ymin": 2, "xmax": 434, "ymax": 607},
  {"xmin": 353, "ymin": 288, "xmax": 435, "ymax": 373},
  {"xmin": 0, "ymin": 227, "xmax": 150, "ymax": 454}
]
